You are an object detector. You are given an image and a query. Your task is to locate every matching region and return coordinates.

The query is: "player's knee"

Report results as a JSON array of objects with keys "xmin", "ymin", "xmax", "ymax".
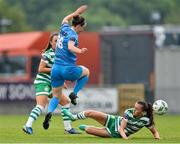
[
  {"xmin": 85, "ymin": 110, "xmax": 95, "ymax": 117},
  {"xmin": 36, "ymin": 96, "xmax": 48, "ymax": 108},
  {"xmin": 79, "ymin": 65, "xmax": 90, "ymax": 77},
  {"xmin": 60, "ymin": 96, "xmax": 70, "ymax": 106},
  {"xmin": 83, "ymin": 67, "xmax": 90, "ymax": 76},
  {"xmin": 86, "ymin": 68, "xmax": 90, "ymax": 76}
]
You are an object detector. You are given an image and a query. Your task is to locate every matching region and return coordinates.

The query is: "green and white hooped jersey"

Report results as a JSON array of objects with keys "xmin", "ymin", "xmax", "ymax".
[
  {"xmin": 105, "ymin": 108, "xmax": 153, "ymax": 138},
  {"xmin": 123, "ymin": 108, "xmax": 153, "ymax": 136},
  {"xmin": 34, "ymin": 48, "xmax": 55, "ymax": 85}
]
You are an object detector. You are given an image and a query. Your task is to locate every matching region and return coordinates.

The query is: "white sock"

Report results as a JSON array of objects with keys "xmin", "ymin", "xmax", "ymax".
[
  {"xmin": 61, "ymin": 103, "xmax": 72, "ymax": 131},
  {"xmin": 25, "ymin": 105, "xmax": 44, "ymax": 127},
  {"xmin": 74, "ymin": 111, "xmax": 86, "ymax": 120}
]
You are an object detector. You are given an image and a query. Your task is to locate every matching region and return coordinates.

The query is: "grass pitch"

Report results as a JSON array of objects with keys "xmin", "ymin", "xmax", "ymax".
[{"xmin": 0, "ymin": 114, "xmax": 180, "ymax": 143}]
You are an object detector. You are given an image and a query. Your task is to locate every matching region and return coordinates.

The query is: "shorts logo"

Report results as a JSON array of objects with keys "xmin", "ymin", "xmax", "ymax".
[{"xmin": 44, "ymin": 87, "xmax": 49, "ymax": 92}]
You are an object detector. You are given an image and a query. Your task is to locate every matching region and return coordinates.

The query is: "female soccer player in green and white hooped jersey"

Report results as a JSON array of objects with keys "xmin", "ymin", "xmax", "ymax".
[
  {"xmin": 62, "ymin": 101, "xmax": 160, "ymax": 139},
  {"xmin": 23, "ymin": 32, "xmax": 80, "ymax": 135}
]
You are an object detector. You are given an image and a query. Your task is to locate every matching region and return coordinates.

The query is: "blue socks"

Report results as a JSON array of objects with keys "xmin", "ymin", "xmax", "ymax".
[
  {"xmin": 48, "ymin": 97, "xmax": 59, "ymax": 113},
  {"xmin": 74, "ymin": 76, "xmax": 88, "ymax": 95},
  {"xmin": 47, "ymin": 76, "xmax": 88, "ymax": 113}
]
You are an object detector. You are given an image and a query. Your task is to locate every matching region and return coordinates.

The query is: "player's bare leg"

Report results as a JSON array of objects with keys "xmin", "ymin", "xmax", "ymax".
[{"xmin": 80, "ymin": 126, "xmax": 111, "ymax": 137}]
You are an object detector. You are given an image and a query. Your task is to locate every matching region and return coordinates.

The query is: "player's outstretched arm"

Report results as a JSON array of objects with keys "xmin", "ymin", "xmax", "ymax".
[
  {"xmin": 62, "ymin": 5, "xmax": 88, "ymax": 24},
  {"xmin": 149, "ymin": 127, "xmax": 160, "ymax": 139}
]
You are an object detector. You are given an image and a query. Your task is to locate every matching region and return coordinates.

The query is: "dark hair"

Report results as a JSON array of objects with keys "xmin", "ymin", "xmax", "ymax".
[
  {"xmin": 137, "ymin": 101, "xmax": 154, "ymax": 126},
  {"xmin": 72, "ymin": 16, "xmax": 86, "ymax": 27},
  {"xmin": 42, "ymin": 32, "xmax": 58, "ymax": 52}
]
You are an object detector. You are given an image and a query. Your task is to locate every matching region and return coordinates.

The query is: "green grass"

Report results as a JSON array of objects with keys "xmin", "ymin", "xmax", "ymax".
[{"xmin": 0, "ymin": 115, "xmax": 180, "ymax": 143}]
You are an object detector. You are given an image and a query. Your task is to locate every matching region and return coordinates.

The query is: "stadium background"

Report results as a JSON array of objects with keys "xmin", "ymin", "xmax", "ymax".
[
  {"xmin": 1, "ymin": 27, "xmax": 180, "ymax": 114},
  {"xmin": 0, "ymin": 0, "xmax": 180, "ymax": 143}
]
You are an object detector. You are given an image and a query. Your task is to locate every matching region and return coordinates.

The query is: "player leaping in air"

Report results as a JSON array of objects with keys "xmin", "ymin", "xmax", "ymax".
[{"xmin": 43, "ymin": 5, "xmax": 89, "ymax": 130}]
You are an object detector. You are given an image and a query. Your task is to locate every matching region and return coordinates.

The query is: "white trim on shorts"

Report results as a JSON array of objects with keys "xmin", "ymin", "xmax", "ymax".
[
  {"xmin": 104, "ymin": 114, "xmax": 113, "ymax": 136},
  {"xmin": 36, "ymin": 92, "xmax": 50, "ymax": 96}
]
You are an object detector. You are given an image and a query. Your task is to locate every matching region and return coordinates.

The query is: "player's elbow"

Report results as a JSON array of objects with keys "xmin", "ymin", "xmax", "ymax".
[
  {"xmin": 62, "ymin": 19, "xmax": 68, "ymax": 25},
  {"xmin": 68, "ymin": 44, "xmax": 78, "ymax": 53},
  {"xmin": 38, "ymin": 67, "xmax": 43, "ymax": 73},
  {"xmin": 38, "ymin": 65, "xmax": 46, "ymax": 73},
  {"xmin": 68, "ymin": 45, "xmax": 73, "ymax": 51},
  {"xmin": 68, "ymin": 43, "xmax": 74, "ymax": 51}
]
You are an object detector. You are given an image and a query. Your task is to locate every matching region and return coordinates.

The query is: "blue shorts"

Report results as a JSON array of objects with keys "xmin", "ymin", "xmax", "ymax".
[{"xmin": 51, "ymin": 64, "xmax": 83, "ymax": 88}]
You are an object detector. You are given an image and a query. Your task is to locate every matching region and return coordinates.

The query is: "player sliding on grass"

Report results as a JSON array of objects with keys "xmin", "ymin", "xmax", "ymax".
[
  {"xmin": 62, "ymin": 101, "xmax": 160, "ymax": 139},
  {"xmin": 43, "ymin": 5, "xmax": 89, "ymax": 130},
  {"xmin": 23, "ymin": 33, "xmax": 80, "ymax": 134}
]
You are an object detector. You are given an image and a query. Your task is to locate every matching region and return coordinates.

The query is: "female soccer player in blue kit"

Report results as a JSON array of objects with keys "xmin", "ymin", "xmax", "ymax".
[{"xmin": 43, "ymin": 5, "xmax": 89, "ymax": 129}]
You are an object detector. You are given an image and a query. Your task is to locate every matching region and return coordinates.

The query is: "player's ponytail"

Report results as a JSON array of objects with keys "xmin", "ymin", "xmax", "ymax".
[
  {"xmin": 72, "ymin": 15, "xmax": 86, "ymax": 27},
  {"xmin": 42, "ymin": 32, "xmax": 58, "ymax": 52},
  {"xmin": 147, "ymin": 103, "xmax": 154, "ymax": 126},
  {"xmin": 137, "ymin": 101, "xmax": 154, "ymax": 126}
]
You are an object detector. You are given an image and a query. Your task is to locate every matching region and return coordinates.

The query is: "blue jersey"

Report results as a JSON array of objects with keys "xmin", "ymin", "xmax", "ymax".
[{"xmin": 54, "ymin": 23, "xmax": 78, "ymax": 65}]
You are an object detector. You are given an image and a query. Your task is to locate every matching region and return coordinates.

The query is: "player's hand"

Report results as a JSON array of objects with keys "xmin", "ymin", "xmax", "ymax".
[
  {"xmin": 80, "ymin": 48, "xmax": 88, "ymax": 54},
  {"xmin": 75, "ymin": 5, "xmax": 88, "ymax": 15},
  {"xmin": 122, "ymin": 137, "xmax": 128, "ymax": 140}
]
